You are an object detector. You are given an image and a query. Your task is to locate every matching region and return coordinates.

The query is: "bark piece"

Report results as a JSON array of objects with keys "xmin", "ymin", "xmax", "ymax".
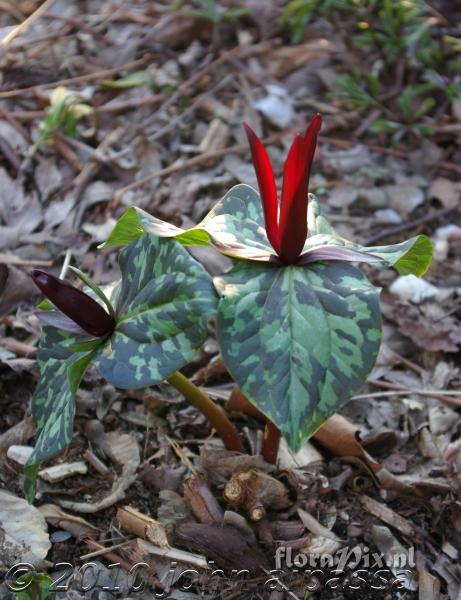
[
  {"xmin": 117, "ymin": 506, "xmax": 169, "ymax": 548},
  {"xmin": 184, "ymin": 474, "xmax": 223, "ymax": 524},
  {"xmin": 39, "ymin": 461, "xmax": 88, "ymax": 482},
  {"xmin": 175, "ymin": 523, "xmax": 269, "ymax": 571}
]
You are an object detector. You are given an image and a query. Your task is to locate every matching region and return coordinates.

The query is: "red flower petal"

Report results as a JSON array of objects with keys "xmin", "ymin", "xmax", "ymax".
[
  {"xmin": 31, "ymin": 270, "xmax": 115, "ymax": 337},
  {"xmin": 278, "ymin": 114, "xmax": 322, "ymax": 264},
  {"xmin": 243, "ymin": 123, "xmax": 280, "ymax": 253}
]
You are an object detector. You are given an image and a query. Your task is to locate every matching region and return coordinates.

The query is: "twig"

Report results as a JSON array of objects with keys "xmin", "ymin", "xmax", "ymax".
[
  {"xmin": 0, "ymin": 253, "xmax": 52, "ymax": 267},
  {"xmin": 0, "ymin": 105, "xmax": 31, "ymax": 142},
  {"xmin": 59, "ymin": 250, "xmax": 72, "ymax": 279},
  {"xmin": 9, "ymin": 27, "xmax": 72, "ymax": 50},
  {"xmin": 72, "ymin": 125, "xmax": 126, "ymax": 221},
  {"xmin": 112, "ymin": 130, "xmax": 286, "ymax": 204},
  {"xmin": 80, "ymin": 540, "xmax": 132, "ymax": 561},
  {"xmin": 354, "ymin": 389, "xmax": 461, "ymax": 400},
  {"xmin": 366, "ymin": 380, "xmax": 461, "ymax": 408},
  {"xmin": 0, "ymin": 55, "xmax": 152, "ymax": 99},
  {"xmin": 54, "ymin": 135, "xmax": 83, "ymax": 171},
  {"xmin": 3, "ymin": 338, "xmax": 37, "ymax": 357},
  {"xmin": 147, "ymin": 74, "xmax": 233, "ymax": 141},
  {"xmin": 97, "ymin": 94, "xmax": 164, "ymax": 114},
  {"xmin": 140, "ymin": 40, "xmax": 272, "ymax": 131},
  {"xmin": 1, "ymin": 0, "xmax": 57, "ymax": 47},
  {"xmin": 319, "ymin": 134, "xmax": 461, "ymax": 176},
  {"xmin": 387, "ymin": 348, "xmax": 426, "ymax": 377},
  {"xmin": 364, "ymin": 204, "xmax": 459, "ymax": 245},
  {"xmin": 8, "ymin": 95, "xmax": 164, "ymax": 121}
]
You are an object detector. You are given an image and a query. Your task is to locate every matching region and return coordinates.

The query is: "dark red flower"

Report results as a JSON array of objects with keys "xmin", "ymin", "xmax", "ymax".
[
  {"xmin": 31, "ymin": 270, "xmax": 115, "ymax": 337},
  {"xmin": 244, "ymin": 114, "xmax": 322, "ymax": 264}
]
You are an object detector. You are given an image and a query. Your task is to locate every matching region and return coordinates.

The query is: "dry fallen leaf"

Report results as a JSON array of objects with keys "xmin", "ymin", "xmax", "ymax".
[
  {"xmin": 383, "ymin": 299, "xmax": 461, "ymax": 353},
  {"xmin": 38, "ymin": 504, "xmax": 99, "ymax": 541},
  {"xmin": 428, "ymin": 177, "xmax": 459, "ymax": 208},
  {"xmin": 57, "ymin": 432, "xmax": 140, "ymax": 513},
  {"xmin": 0, "ymin": 490, "xmax": 51, "ymax": 569}
]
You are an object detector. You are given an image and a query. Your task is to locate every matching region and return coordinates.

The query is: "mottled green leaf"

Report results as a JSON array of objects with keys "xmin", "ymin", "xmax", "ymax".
[
  {"xmin": 100, "ymin": 185, "xmax": 273, "ymax": 258},
  {"xmin": 302, "ymin": 196, "xmax": 432, "ymax": 276},
  {"xmin": 100, "ymin": 205, "xmax": 212, "ymax": 249},
  {"xmin": 100, "ymin": 185, "xmax": 432, "ymax": 276},
  {"xmin": 99, "ymin": 206, "xmax": 146, "ymax": 248},
  {"xmin": 93, "ymin": 234, "xmax": 217, "ymax": 388},
  {"xmin": 24, "ymin": 328, "xmax": 101, "ymax": 502},
  {"xmin": 215, "ymin": 261, "xmax": 382, "ymax": 451},
  {"xmin": 26, "ymin": 235, "xmax": 217, "ymax": 500}
]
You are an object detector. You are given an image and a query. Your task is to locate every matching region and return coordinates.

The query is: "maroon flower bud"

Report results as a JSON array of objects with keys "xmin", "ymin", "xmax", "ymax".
[{"xmin": 31, "ymin": 270, "xmax": 115, "ymax": 337}]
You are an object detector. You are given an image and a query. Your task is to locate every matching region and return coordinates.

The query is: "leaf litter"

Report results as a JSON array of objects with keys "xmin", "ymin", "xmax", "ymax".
[{"xmin": 0, "ymin": 1, "xmax": 460, "ymax": 599}]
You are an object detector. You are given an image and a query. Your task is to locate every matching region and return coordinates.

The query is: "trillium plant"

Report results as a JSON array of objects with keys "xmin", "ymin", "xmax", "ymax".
[{"xmin": 26, "ymin": 113, "xmax": 432, "ymax": 501}]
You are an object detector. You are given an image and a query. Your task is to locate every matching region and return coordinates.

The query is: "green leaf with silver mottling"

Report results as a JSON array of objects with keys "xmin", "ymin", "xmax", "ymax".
[
  {"xmin": 215, "ymin": 261, "xmax": 382, "ymax": 451},
  {"xmin": 24, "ymin": 328, "xmax": 101, "ymax": 502},
  {"xmin": 26, "ymin": 235, "xmax": 217, "ymax": 501},
  {"xmin": 99, "ymin": 185, "xmax": 432, "ymax": 276},
  {"xmin": 301, "ymin": 196, "xmax": 432, "ymax": 276},
  {"xmin": 99, "ymin": 185, "xmax": 269, "ymax": 258},
  {"xmin": 93, "ymin": 234, "xmax": 217, "ymax": 388},
  {"xmin": 99, "ymin": 206, "xmax": 211, "ymax": 249}
]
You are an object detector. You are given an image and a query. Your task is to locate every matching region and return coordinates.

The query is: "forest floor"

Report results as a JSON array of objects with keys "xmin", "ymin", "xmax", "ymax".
[{"xmin": 0, "ymin": 1, "xmax": 460, "ymax": 599}]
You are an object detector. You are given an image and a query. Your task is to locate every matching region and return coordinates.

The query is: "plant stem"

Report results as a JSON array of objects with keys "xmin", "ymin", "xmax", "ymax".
[
  {"xmin": 262, "ymin": 420, "xmax": 281, "ymax": 465},
  {"xmin": 167, "ymin": 371, "xmax": 245, "ymax": 453},
  {"xmin": 228, "ymin": 385, "xmax": 281, "ymax": 464}
]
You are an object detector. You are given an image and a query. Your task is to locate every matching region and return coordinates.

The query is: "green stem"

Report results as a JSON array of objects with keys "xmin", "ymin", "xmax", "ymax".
[{"xmin": 167, "ymin": 371, "xmax": 245, "ymax": 453}]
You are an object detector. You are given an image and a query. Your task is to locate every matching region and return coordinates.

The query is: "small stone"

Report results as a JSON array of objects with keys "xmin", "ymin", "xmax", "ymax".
[
  {"xmin": 7, "ymin": 445, "xmax": 33, "ymax": 465},
  {"xmin": 357, "ymin": 187, "xmax": 388, "ymax": 209},
  {"xmin": 384, "ymin": 184, "xmax": 424, "ymax": 215},
  {"xmin": 254, "ymin": 84, "xmax": 295, "ymax": 129},
  {"xmin": 374, "ymin": 208, "xmax": 402, "ymax": 224}
]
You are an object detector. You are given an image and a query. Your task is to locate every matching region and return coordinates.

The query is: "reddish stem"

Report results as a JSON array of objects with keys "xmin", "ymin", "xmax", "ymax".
[{"xmin": 262, "ymin": 420, "xmax": 282, "ymax": 464}]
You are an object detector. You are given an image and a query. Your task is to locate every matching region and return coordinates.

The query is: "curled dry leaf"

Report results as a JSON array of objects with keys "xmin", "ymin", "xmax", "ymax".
[
  {"xmin": 0, "ymin": 414, "xmax": 35, "ymax": 454},
  {"xmin": 371, "ymin": 524, "xmax": 417, "ymax": 591},
  {"xmin": 314, "ymin": 414, "xmax": 425, "ymax": 495},
  {"xmin": 57, "ymin": 432, "xmax": 140, "ymax": 513},
  {"xmin": 0, "ymin": 490, "xmax": 51, "ymax": 569},
  {"xmin": 142, "ymin": 13, "xmax": 212, "ymax": 49},
  {"xmin": 100, "ymin": 431, "xmax": 141, "ymax": 475},
  {"xmin": 297, "ymin": 507, "xmax": 345, "ymax": 543},
  {"xmin": 313, "ymin": 414, "xmax": 381, "ymax": 474},
  {"xmin": 38, "ymin": 504, "xmax": 99, "ymax": 541},
  {"xmin": 0, "ymin": 263, "xmax": 38, "ymax": 316},
  {"xmin": 383, "ymin": 298, "xmax": 461, "ymax": 353},
  {"xmin": 428, "ymin": 177, "xmax": 460, "ymax": 209}
]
